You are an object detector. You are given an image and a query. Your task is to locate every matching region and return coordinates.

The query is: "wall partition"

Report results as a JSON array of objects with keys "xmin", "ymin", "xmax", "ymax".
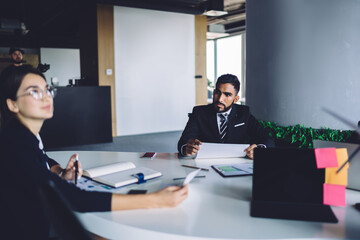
[
  {"xmin": 246, "ymin": 0, "xmax": 360, "ymax": 129},
  {"xmin": 114, "ymin": 6, "xmax": 195, "ymax": 136}
]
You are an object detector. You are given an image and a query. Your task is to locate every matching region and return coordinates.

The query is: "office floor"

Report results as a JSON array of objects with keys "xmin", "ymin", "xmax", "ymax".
[{"xmin": 48, "ymin": 131, "xmax": 182, "ymax": 153}]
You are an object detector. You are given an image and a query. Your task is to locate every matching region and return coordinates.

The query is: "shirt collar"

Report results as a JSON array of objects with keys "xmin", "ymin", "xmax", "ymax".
[
  {"xmin": 217, "ymin": 107, "xmax": 232, "ymax": 117},
  {"xmin": 36, "ymin": 134, "xmax": 44, "ymax": 150}
]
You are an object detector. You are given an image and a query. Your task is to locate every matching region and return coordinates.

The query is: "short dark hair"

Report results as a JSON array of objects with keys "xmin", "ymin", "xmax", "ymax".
[
  {"xmin": 215, "ymin": 74, "xmax": 240, "ymax": 94},
  {"xmin": 0, "ymin": 64, "xmax": 46, "ymax": 129},
  {"xmin": 9, "ymin": 47, "xmax": 24, "ymax": 55}
]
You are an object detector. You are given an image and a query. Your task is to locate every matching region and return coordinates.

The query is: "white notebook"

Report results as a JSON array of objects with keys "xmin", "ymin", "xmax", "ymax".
[{"xmin": 82, "ymin": 162, "xmax": 162, "ymax": 188}]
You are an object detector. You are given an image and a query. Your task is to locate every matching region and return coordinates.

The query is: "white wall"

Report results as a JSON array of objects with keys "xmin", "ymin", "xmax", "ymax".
[
  {"xmin": 40, "ymin": 48, "xmax": 81, "ymax": 86},
  {"xmin": 114, "ymin": 7, "xmax": 195, "ymax": 136}
]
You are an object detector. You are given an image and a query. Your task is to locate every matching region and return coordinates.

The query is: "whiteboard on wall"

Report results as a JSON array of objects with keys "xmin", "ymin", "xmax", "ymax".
[
  {"xmin": 40, "ymin": 48, "xmax": 80, "ymax": 86},
  {"xmin": 114, "ymin": 6, "xmax": 195, "ymax": 136}
]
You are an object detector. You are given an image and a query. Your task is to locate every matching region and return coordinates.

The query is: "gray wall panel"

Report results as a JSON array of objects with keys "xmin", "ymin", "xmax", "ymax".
[{"xmin": 246, "ymin": 0, "xmax": 360, "ymax": 129}]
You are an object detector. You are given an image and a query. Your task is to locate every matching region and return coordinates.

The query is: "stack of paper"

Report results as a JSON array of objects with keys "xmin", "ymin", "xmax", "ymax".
[{"xmin": 196, "ymin": 142, "xmax": 250, "ymax": 159}]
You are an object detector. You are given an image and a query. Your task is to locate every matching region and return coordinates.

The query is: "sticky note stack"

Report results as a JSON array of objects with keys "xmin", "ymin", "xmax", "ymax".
[{"xmin": 314, "ymin": 148, "xmax": 349, "ymax": 207}]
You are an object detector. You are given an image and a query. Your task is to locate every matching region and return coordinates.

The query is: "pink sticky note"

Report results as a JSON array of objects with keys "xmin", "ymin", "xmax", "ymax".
[
  {"xmin": 314, "ymin": 148, "xmax": 338, "ymax": 168},
  {"xmin": 323, "ymin": 183, "xmax": 346, "ymax": 207}
]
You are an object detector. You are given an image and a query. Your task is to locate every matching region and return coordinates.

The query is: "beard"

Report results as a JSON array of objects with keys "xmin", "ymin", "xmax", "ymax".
[
  {"xmin": 12, "ymin": 58, "xmax": 23, "ymax": 64},
  {"xmin": 214, "ymin": 101, "xmax": 233, "ymax": 113}
]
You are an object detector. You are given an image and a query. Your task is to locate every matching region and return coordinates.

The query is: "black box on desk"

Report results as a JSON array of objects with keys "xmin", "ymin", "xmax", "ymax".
[{"xmin": 251, "ymin": 148, "xmax": 337, "ymax": 223}]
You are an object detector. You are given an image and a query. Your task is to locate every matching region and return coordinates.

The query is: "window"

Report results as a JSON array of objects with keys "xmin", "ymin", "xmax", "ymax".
[{"xmin": 206, "ymin": 33, "xmax": 246, "ymax": 104}]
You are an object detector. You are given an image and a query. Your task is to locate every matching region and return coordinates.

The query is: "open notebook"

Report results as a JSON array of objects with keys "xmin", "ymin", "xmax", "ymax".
[{"xmin": 82, "ymin": 162, "xmax": 162, "ymax": 188}]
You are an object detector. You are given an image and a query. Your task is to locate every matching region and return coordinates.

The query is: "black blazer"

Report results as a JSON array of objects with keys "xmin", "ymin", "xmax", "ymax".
[
  {"xmin": 0, "ymin": 120, "xmax": 112, "ymax": 239},
  {"xmin": 178, "ymin": 104, "xmax": 274, "ymax": 153}
]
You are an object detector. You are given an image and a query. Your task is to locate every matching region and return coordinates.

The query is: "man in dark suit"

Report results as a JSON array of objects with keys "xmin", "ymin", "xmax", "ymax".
[{"xmin": 178, "ymin": 74, "xmax": 274, "ymax": 159}]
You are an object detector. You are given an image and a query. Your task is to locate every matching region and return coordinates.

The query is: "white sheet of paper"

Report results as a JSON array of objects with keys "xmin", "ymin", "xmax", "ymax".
[
  {"xmin": 183, "ymin": 169, "xmax": 201, "ymax": 185},
  {"xmin": 77, "ymin": 178, "xmax": 123, "ymax": 193},
  {"xmin": 196, "ymin": 142, "xmax": 250, "ymax": 159}
]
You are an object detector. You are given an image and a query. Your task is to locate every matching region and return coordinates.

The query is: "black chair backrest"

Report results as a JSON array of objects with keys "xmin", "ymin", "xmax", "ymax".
[{"xmin": 38, "ymin": 181, "xmax": 93, "ymax": 240}]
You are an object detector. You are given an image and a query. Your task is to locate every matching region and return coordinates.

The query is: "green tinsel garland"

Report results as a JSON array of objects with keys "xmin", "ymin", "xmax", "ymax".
[{"xmin": 259, "ymin": 121, "xmax": 354, "ymax": 148}]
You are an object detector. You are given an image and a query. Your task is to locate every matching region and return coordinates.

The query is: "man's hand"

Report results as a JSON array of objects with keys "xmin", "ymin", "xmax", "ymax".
[
  {"xmin": 184, "ymin": 139, "xmax": 202, "ymax": 156},
  {"xmin": 244, "ymin": 144, "xmax": 257, "ymax": 160}
]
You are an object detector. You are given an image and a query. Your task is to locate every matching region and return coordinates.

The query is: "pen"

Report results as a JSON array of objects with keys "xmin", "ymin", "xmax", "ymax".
[
  {"xmin": 181, "ymin": 164, "xmax": 209, "ymax": 172},
  {"xmin": 173, "ymin": 175, "xmax": 206, "ymax": 181},
  {"xmin": 74, "ymin": 154, "xmax": 79, "ymax": 185}
]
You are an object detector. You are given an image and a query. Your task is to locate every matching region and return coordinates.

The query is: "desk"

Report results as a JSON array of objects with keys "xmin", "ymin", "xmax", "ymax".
[{"xmin": 47, "ymin": 151, "xmax": 360, "ymax": 240}]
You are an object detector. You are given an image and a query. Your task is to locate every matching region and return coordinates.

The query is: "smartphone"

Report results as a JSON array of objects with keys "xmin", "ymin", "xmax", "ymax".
[
  {"xmin": 127, "ymin": 189, "xmax": 147, "ymax": 194},
  {"xmin": 141, "ymin": 152, "xmax": 156, "ymax": 158}
]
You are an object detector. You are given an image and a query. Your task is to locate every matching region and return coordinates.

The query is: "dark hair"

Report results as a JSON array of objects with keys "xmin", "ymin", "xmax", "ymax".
[
  {"xmin": 215, "ymin": 74, "xmax": 240, "ymax": 94},
  {"xmin": 9, "ymin": 47, "xmax": 24, "ymax": 55},
  {"xmin": 0, "ymin": 64, "xmax": 46, "ymax": 129}
]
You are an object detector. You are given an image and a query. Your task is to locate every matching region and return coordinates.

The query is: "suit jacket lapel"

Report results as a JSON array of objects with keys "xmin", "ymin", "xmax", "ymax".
[{"xmin": 226, "ymin": 106, "xmax": 246, "ymax": 142}]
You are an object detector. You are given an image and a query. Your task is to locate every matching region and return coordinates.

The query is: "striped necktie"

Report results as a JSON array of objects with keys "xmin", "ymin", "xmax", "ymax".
[{"xmin": 219, "ymin": 113, "xmax": 228, "ymax": 142}]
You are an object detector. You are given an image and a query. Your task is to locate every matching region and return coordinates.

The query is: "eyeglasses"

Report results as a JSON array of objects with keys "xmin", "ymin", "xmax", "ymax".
[{"xmin": 16, "ymin": 86, "xmax": 57, "ymax": 100}]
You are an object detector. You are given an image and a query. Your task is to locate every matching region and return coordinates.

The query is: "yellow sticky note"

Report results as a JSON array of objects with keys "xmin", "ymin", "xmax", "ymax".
[{"xmin": 325, "ymin": 148, "xmax": 349, "ymax": 186}]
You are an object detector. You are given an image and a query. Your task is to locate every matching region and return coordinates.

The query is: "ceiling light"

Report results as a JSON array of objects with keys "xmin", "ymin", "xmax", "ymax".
[
  {"xmin": 206, "ymin": 32, "xmax": 230, "ymax": 40},
  {"xmin": 203, "ymin": 0, "xmax": 228, "ymax": 17},
  {"xmin": 204, "ymin": 10, "xmax": 228, "ymax": 17}
]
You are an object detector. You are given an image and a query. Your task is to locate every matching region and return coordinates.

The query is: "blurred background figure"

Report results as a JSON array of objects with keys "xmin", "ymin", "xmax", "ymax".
[{"xmin": 9, "ymin": 47, "xmax": 25, "ymax": 66}]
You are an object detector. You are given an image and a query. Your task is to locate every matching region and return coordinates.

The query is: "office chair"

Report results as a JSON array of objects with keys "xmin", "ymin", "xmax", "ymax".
[{"xmin": 38, "ymin": 181, "xmax": 94, "ymax": 240}]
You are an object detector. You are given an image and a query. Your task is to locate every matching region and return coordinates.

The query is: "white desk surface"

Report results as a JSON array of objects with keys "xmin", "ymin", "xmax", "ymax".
[{"xmin": 47, "ymin": 151, "xmax": 360, "ymax": 240}]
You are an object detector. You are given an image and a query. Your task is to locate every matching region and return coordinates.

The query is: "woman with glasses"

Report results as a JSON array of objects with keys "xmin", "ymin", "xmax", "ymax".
[
  {"xmin": 2, "ymin": 73, "xmax": 80, "ymax": 181},
  {"xmin": 0, "ymin": 65, "xmax": 188, "ymax": 239}
]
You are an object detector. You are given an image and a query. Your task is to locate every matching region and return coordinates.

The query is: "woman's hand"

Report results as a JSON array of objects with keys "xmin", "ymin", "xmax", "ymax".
[
  {"xmin": 60, "ymin": 153, "xmax": 83, "ymax": 181},
  {"xmin": 111, "ymin": 185, "xmax": 189, "ymax": 210},
  {"xmin": 150, "ymin": 185, "xmax": 189, "ymax": 208}
]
